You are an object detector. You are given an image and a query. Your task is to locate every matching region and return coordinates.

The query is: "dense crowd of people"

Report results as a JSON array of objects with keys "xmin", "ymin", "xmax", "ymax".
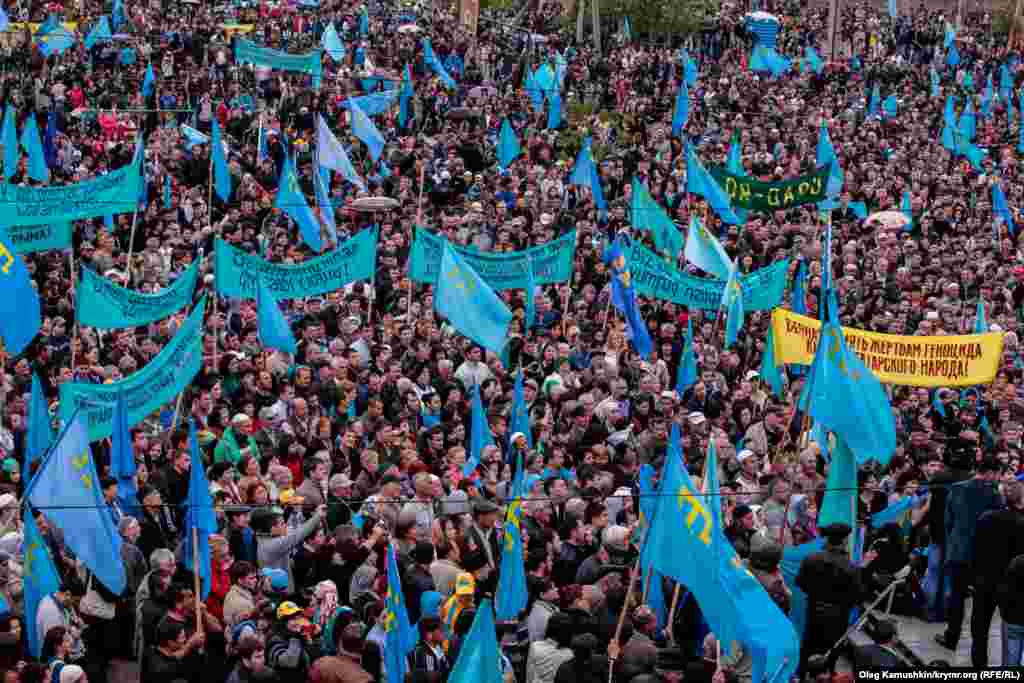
[{"xmin": 0, "ymin": 0, "xmax": 1021, "ymax": 681}]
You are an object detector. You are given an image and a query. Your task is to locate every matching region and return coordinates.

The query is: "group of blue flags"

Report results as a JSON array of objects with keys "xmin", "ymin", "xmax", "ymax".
[
  {"xmin": 686, "ymin": 146, "xmax": 740, "ymax": 224},
  {"xmin": 631, "ymin": 178, "xmax": 683, "ymax": 256},
  {"xmin": 604, "ymin": 236, "xmax": 653, "ymax": 359}
]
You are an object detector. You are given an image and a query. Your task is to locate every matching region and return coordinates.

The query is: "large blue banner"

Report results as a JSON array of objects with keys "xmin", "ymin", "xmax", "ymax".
[
  {"xmin": 409, "ymin": 228, "xmax": 576, "ymax": 290},
  {"xmin": 59, "ymin": 297, "xmax": 207, "ymax": 442},
  {"xmin": 5, "ymin": 222, "xmax": 72, "ymax": 252},
  {"xmin": 214, "ymin": 227, "xmax": 377, "ymax": 300},
  {"xmin": 0, "ymin": 158, "xmax": 141, "ymax": 226},
  {"xmin": 234, "ymin": 38, "xmax": 323, "ymax": 88},
  {"xmin": 76, "ymin": 260, "xmax": 200, "ymax": 329},
  {"xmin": 630, "ymin": 241, "xmax": 789, "ymax": 311}
]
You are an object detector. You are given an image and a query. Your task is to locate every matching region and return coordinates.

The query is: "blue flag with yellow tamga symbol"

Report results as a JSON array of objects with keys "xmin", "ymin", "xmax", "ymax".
[
  {"xmin": 257, "ymin": 275, "xmax": 298, "ymax": 355},
  {"xmin": 22, "ymin": 507, "xmax": 61, "ymax": 657},
  {"xmin": 25, "ymin": 373, "xmax": 53, "ymax": 482},
  {"xmin": 275, "ymin": 154, "xmax": 323, "ymax": 253},
  {"xmin": 464, "ymin": 383, "xmax": 494, "ymax": 477},
  {"xmin": 605, "ymin": 236, "xmax": 653, "ymax": 359},
  {"xmin": 435, "ymin": 241, "xmax": 512, "ymax": 354},
  {"xmin": 26, "ymin": 415, "xmax": 126, "ymax": 594},
  {"xmin": 183, "ymin": 419, "xmax": 217, "ymax": 598},
  {"xmin": 384, "ymin": 542, "xmax": 418, "ymax": 683},
  {"xmin": 676, "ymin": 318, "xmax": 698, "ymax": 397},
  {"xmin": 647, "ymin": 419, "xmax": 799, "ymax": 683},
  {"xmin": 448, "ymin": 599, "xmax": 502, "ymax": 683},
  {"xmin": 496, "ymin": 449, "xmax": 528, "ymax": 620},
  {"xmin": 0, "ymin": 226, "xmax": 41, "ymax": 356}
]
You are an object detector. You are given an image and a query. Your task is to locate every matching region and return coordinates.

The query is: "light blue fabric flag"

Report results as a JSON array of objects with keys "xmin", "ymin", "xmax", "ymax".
[
  {"xmin": 631, "ymin": 178, "xmax": 683, "ymax": 256},
  {"xmin": 348, "ymin": 98, "xmax": 385, "ymax": 162},
  {"xmin": 964, "ymin": 71, "xmax": 975, "ymax": 92},
  {"xmin": 22, "ymin": 507, "xmax": 62, "ymax": 658},
  {"xmin": 384, "ymin": 542, "xmax": 418, "ymax": 683},
  {"xmin": 358, "ymin": 8, "xmax": 369, "ymax": 37},
  {"xmin": 524, "ymin": 69, "xmax": 545, "ymax": 112},
  {"xmin": 141, "ymin": 63, "xmax": 155, "ymax": 98},
  {"xmin": 974, "ymin": 297, "xmax": 988, "ymax": 334},
  {"xmin": 110, "ymin": 392, "xmax": 138, "ymax": 519},
  {"xmin": 947, "ymin": 44, "xmax": 960, "ymax": 67},
  {"xmin": 723, "ymin": 267, "xmax": 744, "ymax": 349},
  {"xmin": 399, "ymin": 64, "xmax": 414, "ymax": 127},
  {"xmin": 672, "ymin": 81, "xmax": 689, "ymax": 137},
  {"xmin": 799, "ymin": 292, "xmax": 896, "ymax": 466},
  {"xmin": 119, "ymin": 47, "xmax": 136, "ymax": 65},
  {"xmin": 993, "ymin": 181, "xmax": 1016, "ymax": 234},
  {"xmin": 2, "ymin": 104, "xmax": 17, "ymax": 182},
  {"xmin": 882, "ymin": 94, "xmax": 897, "ymax": 119},
  {"xmin": 848, "ymin": 201, "xmax": 868, "ymax": 219},
  {"xmin": 257, "ymin": 275, "xmax": 298, "ymax": 355},
  {"xmin": 681, "ymin": 48, "xmax": 698, "ymax": 86},
  {"xmin": 676, "ymin": 319, "xmax": 699, "ymax": 397},
  {"xmin": 867, "ymin": 84, "xmax": 881, "ymax": 117},
  {"xmin": 647, "ymin": 423, "xmax": 799, "ymax": 683},
  {"xmin": 422, "ymin": 38, "xmax": 456, "ymax": 90},
  {"xmin": 816, "ymin": 122, "xmax": 836, "ymax": 167},
  {"xmin": 569, "ymin": 137, "xmax": 607, "ymax": 220},
  {"xmin": 725, "ymin": 133, "xmax": 749, "ymax": 224},
  {"xmin": 435, "ymin": 240, "xmax": 512, "ymax": 354},
  {"xmin": 0, "ymin": 227, "xmax": 40, "ymax": 356},
  {"xmin": 0, "ymin": 7, "xmax": 7, "ymax": 33},
  {"xmin": 871, "ymin": 495, "xmax": 919, "ymax": 532},
  {"xmin": 25, "ymin": 415, "xmax": 126, "ymax": 594},
  {"xmin": 1001, "ymin": 64, "xmax": 1013, "ymax": 102},
  {"xmin": 685, "ymin": 145, "xmax": 740, "ymax": 224},
  {"xmin": 901, "ymin": 191, "xmax": 913, "ymax": 229},
  {"xmin": 498, "ymin": 118, "xmax": 520, "ymax": 170},
  {"xmin": 959, "ymin": 100, "xmax": 976, "ymax": 140},
  {"xmin": 180, "ymin": 123, "xmax": 209, "ymax": 149},
  {"xmin": 464, "ymin": 384, "xmax": 494, "ymax": 477},
  {"xmin": 792, "ymin": 261, "xmax": 808, "ymax": 316},
  {"xmin": 322, "ymin": 23, "xmax": 345, "ymax": 61},
  {"xmin": 760, "ymin": 324, "xmax": 784, "ymax": 398},
  {"xmin": 508, "ymin": 367, "xmax": 533, "ymax": 450},
  {"xmin": 317, "ymin": 115, "xmax": 366, "ymax": 192},
  {"xmin": 275, "ymin": 155, "xmax": 323, "ymax": 253},
  {"xmin": 981, "ymin": 74, "xmax": 994, "ymax": 117},
  {"xmin": 211, "ymin": 116, "xmax": 232, "ymax": 202},
  {"xmin": 163, "ymin": 174, "xmax": 172, "ymax": 208},
  {"xmin": 684, "ymin": 215, "xmax": 733, "ymax": 280},
  {"xmin": 818, "ymin": 436, "xmax": 858, "ymax": 557},
  {"xmin": 314, "ymin": 165, "xmax": 337, "ymax": 244},
  {"xmin": 944, "ymin": 94, "xmax": 957, "ymax": 128},
  {"xmin": 496, "ymin": 449, "xmax": 528, "ymax": 620},
  {"xmin": 810, "ymin": 419, "xmax": 831, "ymax": 461},
  {"xmin": 20, "ymin": 115, "xmax": 49, "ymax": 182},
  {"xmin": 605, "ymin": 236, "xmax": 653, "ymax": 359},
  {"xmin": 546, "ymin": 90, "xmax": 562, "ymax": 130},
  {"xmin": 888, "ymin": 0, "xmax": 897, "ymax": 17},
  {"xmin": 183, "ymin": 419, "xmax": 216, "ymax": 598},
  {"xmin": 780, "ymin": 540, "xmax": 824, "ymax": 640},
  {"xmin": 112, "ymin": 0, "xmax": 125, "ymax": 29},
  {"xmin": 524, "ymin": 256, "xmax": 536, "ymax": 331},
  {"xmin": 83, "ymin": 15, "xmax": 112, "ymax": 50},
  {"xmin": 805, "ymin": 46, "xmax": 823, "ymax": 74},
  {"xmin": 448, "ymin": 599, "xmax": 502, "ymax": 683},
  {"xmin": 930, "ymin": 67, "xmax": 940, "ymax": 97},
  {"xmin": 622, "ymin": 16, "xmax": 632, "ymax": 41},
  {"xmin": 344, "ymin": 89, "xmax": 401, "ymax": 118},
  {"xmin": 25, "ymin": 373, "xmax": 53, "ymax": 482}
]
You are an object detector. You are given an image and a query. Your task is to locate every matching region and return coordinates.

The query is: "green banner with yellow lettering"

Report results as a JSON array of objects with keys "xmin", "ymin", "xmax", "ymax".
[{"xmin": 708, "ymin": 166, "xmax": 830, "ymax": 212}]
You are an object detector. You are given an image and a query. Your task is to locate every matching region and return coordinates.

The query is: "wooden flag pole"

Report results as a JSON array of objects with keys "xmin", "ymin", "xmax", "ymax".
[
  {"xmin": 207, "ymin": 154, "xmax": 218, "ymax": 373},
  {"xmin": 608, "ymin": 560, "xmax": 641, "ymax": 683}
]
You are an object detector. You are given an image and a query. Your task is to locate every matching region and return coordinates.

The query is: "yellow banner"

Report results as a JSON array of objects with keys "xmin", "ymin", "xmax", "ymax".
[
  {"xmin": 8, "ymin": 21, "xmax": 78, "ymax": 34},
  {"xmin": 221, "ymin": 24, "xmax": 256, "ymax": 38},
  {"xmin": 771, "ymin": 309, "xmax": 1004, "ymax": 387}
]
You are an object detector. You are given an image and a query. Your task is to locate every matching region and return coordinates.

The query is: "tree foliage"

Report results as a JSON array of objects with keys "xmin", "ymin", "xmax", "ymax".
[{"xmin": 601, "ymin": 0, "xmax": 719, "ymax": 37}]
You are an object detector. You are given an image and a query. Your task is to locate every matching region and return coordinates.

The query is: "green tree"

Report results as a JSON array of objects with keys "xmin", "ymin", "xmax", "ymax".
[{"xmin": 602, "ymin": 0, "xmax": 719, "ymax": 38}]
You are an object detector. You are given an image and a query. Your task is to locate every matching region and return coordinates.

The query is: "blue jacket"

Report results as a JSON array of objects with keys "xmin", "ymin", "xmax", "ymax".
[{"xmin": 944, "ymin": 478, "xmax": 1003, "ymax": 565}]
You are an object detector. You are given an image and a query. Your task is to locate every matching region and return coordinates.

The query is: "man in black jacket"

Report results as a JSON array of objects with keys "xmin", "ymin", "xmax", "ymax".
[
  {"xmin": 970, "ymin": 480, "xmax": 1024, "ymax": 666},
  {"xmin": 923, "ymin": 455, "xmax": 969, "ymax": 622},
  {"xmin": 404, "ymin": 541, "xmax": 438, "ymax": 625}
]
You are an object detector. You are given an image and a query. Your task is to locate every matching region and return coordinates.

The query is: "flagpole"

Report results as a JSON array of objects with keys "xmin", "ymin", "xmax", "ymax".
[
  {"xmin": 207, "ymin": 152, "xmax": 218, "ymax": 374},
  {"xmin": 608, "ymin": 560, "xmax": 641, "ymax": 683},
  {"xmin": 192, "ymin": 525, "xmax": 204, "ymax": 638}
]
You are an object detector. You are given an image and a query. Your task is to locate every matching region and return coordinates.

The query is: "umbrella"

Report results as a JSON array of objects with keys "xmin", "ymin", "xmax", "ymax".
[
  {"xmin": 396, "ymin": 23, "xmax": 420, "ymax": 33},
  {"xmin": 469, "ymin": 86, "xmax": 496, "ymax": 98},
  {"xmin": 866, "ymin": 210, "xmax": 910, "ymax": 232},
  {"xmin": 352, "ymin": 197, "xmax": 400, "ymax": 212}
]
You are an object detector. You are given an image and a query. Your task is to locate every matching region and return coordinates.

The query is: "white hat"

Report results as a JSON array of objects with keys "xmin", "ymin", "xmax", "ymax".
[{"xmin": 737, "ymin": 449, "xmax": 755, "ymax": 463}]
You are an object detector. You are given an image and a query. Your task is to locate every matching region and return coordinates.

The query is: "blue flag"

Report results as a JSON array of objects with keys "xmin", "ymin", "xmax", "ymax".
[
  {"xmin": 435, "ymin": 241, "xmax": 512, "ymax": 354},
  {"xmin": 257, "ymin": 275, "xmax": 298, "ymax": 355},
  {"xmin": 672, "ymin": 81, "xmax": 689, "ymax": 137},
  {"xmin": 142, "ymin": 63, "xmax": 156, "ymax": 98},
  {"xmin": 675, "ymin": 319, "xmax": 698, "ymax": 397},
  {"xmin": 348, "ymin": 98, "xmax": 385, "ymax": 162},
  {"xmin": 163, "ymin": 174, "xmax": 172, "ymax": 208},
  {"xmin": 959, "ymin": 100, "xmax": 976, "ymax": 141},
  {"xmin": 974, "ymin": 297, "xmax": 988, "ymax": 334},
  {"xmin": 524, "ymin": 257, "xmax": 536, "ymax": 331},
  {"xmin": 314, "ymin": 165, "xmax": 337, "ymax": 243},
  {"xmin": 605, "ymin": 236, "xmax": 653, "ymax": 359},
  {"xmin": 508, "ymin": 367, "xmax": 533, "ymax": 450},
  {"xmin": 681, "ymin": 48, "xmax": 698, "ymax": 86},
  {"xmin": 760, "ymin": 324, "xmax": 784, "ymax": 398},
  {"xmin": 322, "ymin": 23, "xmax": 345, "ymax": 61},
  {"xmin": 22, "ymin": 507, "xmax": 62, "ymax": 658},
  {"xmin": 83, "ymin": 15, "xmax": 112, "ymax": 49},
  {"xmin": 0, "ymin": 227, "xmax": 41, "ymax": 356},
  {"xmin": 780, "ymin": 540, "xmax": 824, "ymax": 639},
  {"xmin": 901, "ymin": 191, "xmax": 913, "ymax": 229},
  {"xmin": 448, "ymin": 600, "xmax": 502, "ymax": 683},
  {"xmin": 498, "ymin": 118, "xmax": 520, "ymax": 170},
  {"xmin": 25, "ymin": 373, "xmax": 52, "ymax": 482},
  {"xmin": 496, "ymin": 449, "xmax": 528, "ymax": 620},
  {"xmin": 183, "ymin": 420, "xmax": 216, "ymax": 598},
  {"xmin": 848, "ymin": 201, "xmax": 868, "ymax": 219},
  {"xmin": 110, "ymin": 392, "xmax": 138, "ymax": 519},
  {"xmin": 422, "ymin": 38, "xmax": 456, "ymax": 90},
  {"xmin": 399, "ymin": 64, "xmax": 414, "ymax": 127},
  {"xmin": 868, "ymin": 84, "xmax": 881, "ymax": 117},
  {"xmin": 882, "ymin": 94, "xmax": 897, "ymax": 119},
  {"xmin": 684, "ymin": 215, "xmax": 733, "ymax": 280},
  {"xmin": 805, "ymin": 46, "xmax": 823, "ymax": 74},
  {"xmin": 930, "ymin": 67, "xmax": 941, "ymax": 97},
  {"xmin": 0, "ymin": 7, "xmax": 8, "ymax": 33},
  {"xmin": 816, "ymin": 122, "xmax": 836, "ymax": 167},
  {"xmin": 871, "ymin": 495, "xmax": 917, "ymax": 530},
  {"xmin": 631, "ymin": 178, "xmax": 683, "ymax": 256},
  {"xmin": 43, "ymin": 110, "xmax": 57, "ymax": 170},
  {"xmin": 26, "ymin": 415, "xmax": 126, "ymax": 594},
  {"xmin": 384, "ymin": 543, "xmax": 418, "ymax": 683},
  {"xmin": 211, "ymin": 115, "xmax": 232, "ymax": 202},
  {"xmin": 358, "ymin": 8, "xmax": 369, "ymax": 36},
  {"xmin": 112, "ymin": 0, "xmax": 125, "ymax": 29},
  {"xmin": 180, "ymin": 123, "xmax": 209, "ymax": 149},
  {"xmin": 3, "ymin": 105, "xmax": 17, "ymax": 182},
  {"xmin": 947, "ymin": 43, "xmax": 960, "ymax": 67},
  {"xmin": 546, "ymin": 90, "xmax": 562, "ymax": 130},
  {"xmin": 1001, "ymin": 64, "xmax": 1013, "ymax": 102},
  {"xmin": 888, "ymin": 0, "xmax": 897, "ymax": 18},
  {"xmin": 317, "ymin": 115, "xmax": 366, "ymax": 192},
  {"xmin": 647, "ymin": 422, "xmax": 799, "ymax": 683},
  {"xmin": 622, "ymin": 16, "xmax": 632, "ymax": 41},
  {"xmin": 792, "ymin": 261, "xmax": 808, "ymax": 316},
  {"xmin": 723, "ymin": 268, "xmax": 745, "ymax": 349},
  {"xmin": 464, "ymin": 384, "xmax": 494, "ymax": 477},
  {"xmin": 20, "ymin": 114, "xmax": 48, "ymax": 182},
  {"xmin": 275, "ymin": 155, "xmax": 323, "ymax": 253},
  {"xmin": 993, "ymin": 181, "xmax": 1016, "ymax": 234},
  {"xmin": 569, "ymin": 137, "xmax": 607, "ymax": 220},
  {"xmin": 686, "ymin": 145, "xmax": 740, "ymax": 224}
]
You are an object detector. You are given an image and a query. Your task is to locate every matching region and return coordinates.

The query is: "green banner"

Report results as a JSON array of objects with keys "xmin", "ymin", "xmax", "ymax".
[
  {"xmin": 5, "ymin": 222, "xmax": 72, "ymax": 253},
  {"xmin": 76, "ymin": 260, "xmax": 200, "ymax": 330},
  {"xmin": 234, "ymin": 38, "xmax": 322, "ymax": 88},
  {"xmin": 708, "ymin": 166, "xmax": 829, "ymax": 211}
]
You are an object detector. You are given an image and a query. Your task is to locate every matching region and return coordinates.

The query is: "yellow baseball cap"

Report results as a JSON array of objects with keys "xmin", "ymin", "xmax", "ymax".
[
  {"xmin": 454, "ymin": 572, "xmax": 475, "ymax": 596},
  {"xmin": 277, "ymin": 601, "xmax": 302, "ymax": 620}
]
